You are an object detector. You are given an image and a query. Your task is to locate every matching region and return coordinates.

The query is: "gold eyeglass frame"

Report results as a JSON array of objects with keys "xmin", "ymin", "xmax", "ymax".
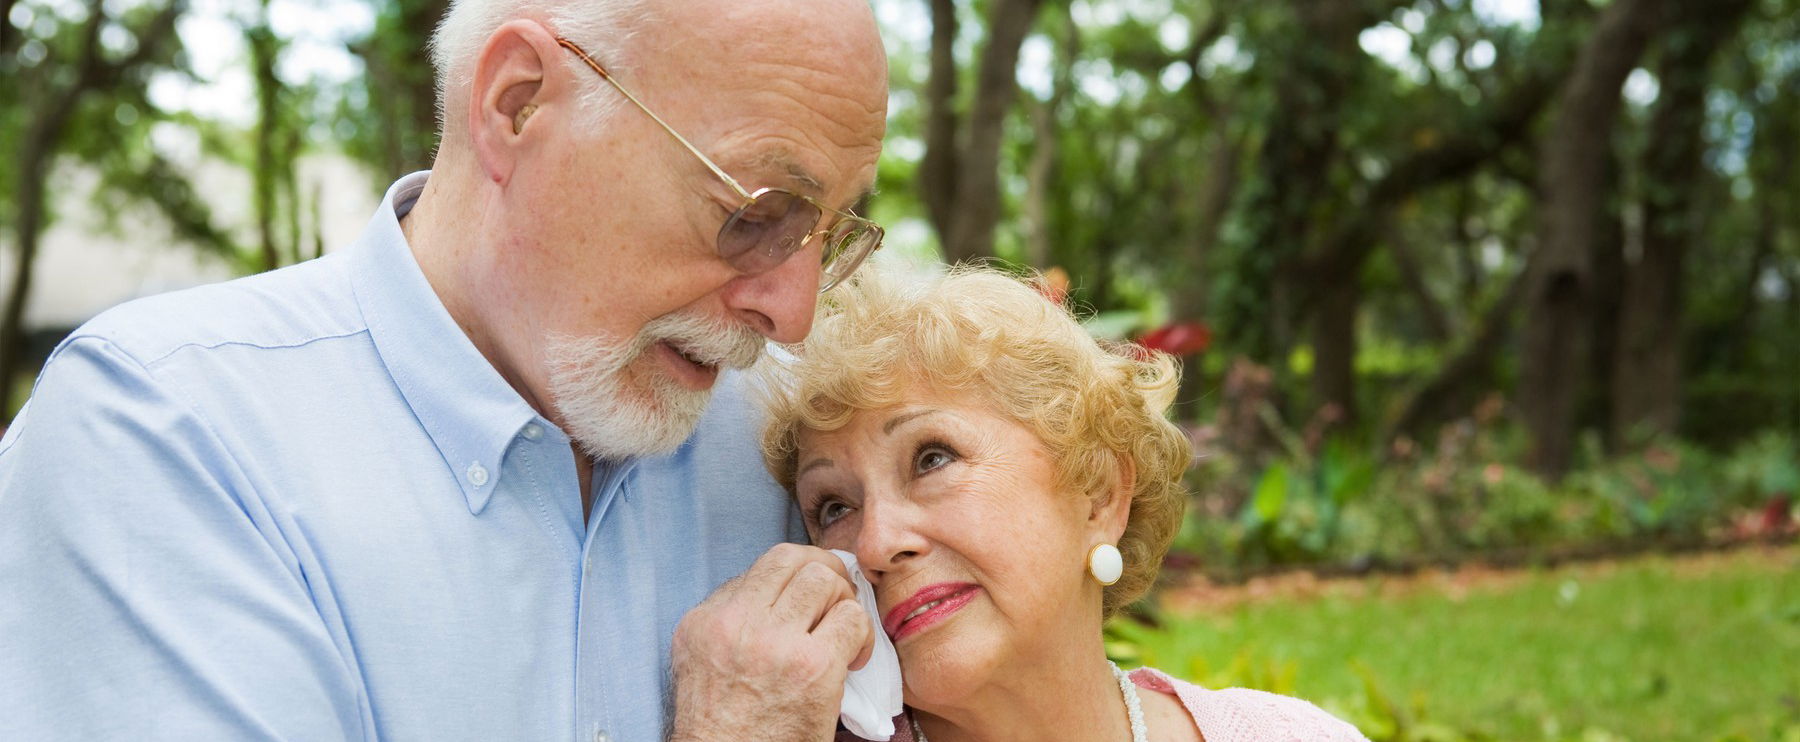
[{"xmin": 554, "ymin": 36, "xmax": 883, "ymax": 292}]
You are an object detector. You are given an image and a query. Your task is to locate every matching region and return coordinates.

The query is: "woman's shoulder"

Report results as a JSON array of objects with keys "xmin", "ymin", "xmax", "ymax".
[{"xmin": 1128, "ymin": 667, "xmax": 1370, "ymax": 742}]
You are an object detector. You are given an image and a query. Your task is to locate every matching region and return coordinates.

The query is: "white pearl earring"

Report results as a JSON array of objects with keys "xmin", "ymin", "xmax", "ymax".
[{"xmin": 1088, "ymin": 543, "xmax": 1123, "ymax": 586}]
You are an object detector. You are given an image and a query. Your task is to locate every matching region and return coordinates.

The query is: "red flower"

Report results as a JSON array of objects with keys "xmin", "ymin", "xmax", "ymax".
[{"xmin": 1136, "ymin": 321, "xmax": 1212, "ymax": 356}]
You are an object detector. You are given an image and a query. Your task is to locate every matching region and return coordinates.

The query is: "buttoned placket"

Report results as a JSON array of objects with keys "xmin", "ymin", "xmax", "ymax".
[{"xmin": 573, "ymin": 454, "xmax": 641, "ymax": 741}]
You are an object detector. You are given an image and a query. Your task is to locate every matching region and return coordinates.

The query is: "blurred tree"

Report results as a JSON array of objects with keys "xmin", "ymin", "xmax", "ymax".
[
  {"xmin": 1519, "ymin": 0, "xmax": 1668, "ymax": 479},
  {"xmin": 0, "ymin": 0, "xmax": 231, "ymax": 418},
  {"xmin": 339, "ymin": 0, "xmax": 447, "ymax": 178},
  {"xmin": 920, "ymin": 0, "xmax": 1046, "ymax": 264},
  {"xmin": 1612, "ymin": 0, "xmax": 1756, "ymax": 444},
  {"xmin": 1233, "ymin": 0, "xmax": 1386, "ymax": 411},
  {"xmin": 246, "ymin": 0, "xmax": 305, "ymax": 270}
]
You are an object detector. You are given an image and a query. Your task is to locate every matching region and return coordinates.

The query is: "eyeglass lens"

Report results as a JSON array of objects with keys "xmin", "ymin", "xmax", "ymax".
[
  {"xmin": 718, "ymin": 191, "xmax": 822, "ymax": 274},
  {"xmin": 821, "ymin": 221, "xmax": 878, "ymax": 288},
  {"xmin": 718, "ymin": 191, "xmax": 878, "ymax": 289}
]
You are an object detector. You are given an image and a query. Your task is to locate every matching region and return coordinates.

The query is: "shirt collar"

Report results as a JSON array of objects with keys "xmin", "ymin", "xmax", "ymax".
[{"xmin": 348, "ymin": 171, "xmax": 542, "ymax": 515}]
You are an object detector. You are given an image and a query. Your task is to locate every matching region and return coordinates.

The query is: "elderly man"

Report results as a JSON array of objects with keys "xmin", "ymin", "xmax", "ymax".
[{"xmin": 0, "ymin": 0, "xmax": 887, "ymax": 739}]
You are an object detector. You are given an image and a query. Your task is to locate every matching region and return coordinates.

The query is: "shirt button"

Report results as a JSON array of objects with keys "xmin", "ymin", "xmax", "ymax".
[
  {"xmin": 592, "ymin": 730, "xmax": 610, "ymax": 742},
  {"xmin": 522, "ymin": 423, "xmax": 543, "ymax": 441},
  {"xmin": 466, "ymin": 462, "xmax": 489, "ymax": 487}
]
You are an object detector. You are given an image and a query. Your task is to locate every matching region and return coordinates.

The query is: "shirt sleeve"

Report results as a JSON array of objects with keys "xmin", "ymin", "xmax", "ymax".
[{"xmin": 0, "ymin": 336, "xmax": 369, "ymax": 740}]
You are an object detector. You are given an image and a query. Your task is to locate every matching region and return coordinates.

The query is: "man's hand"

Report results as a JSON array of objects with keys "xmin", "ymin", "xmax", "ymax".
[{"xmin": 669, "ymin": 543, "xmax": 875, "ymax": 742}]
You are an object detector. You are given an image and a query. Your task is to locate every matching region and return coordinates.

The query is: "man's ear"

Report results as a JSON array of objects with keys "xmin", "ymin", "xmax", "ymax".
[
  {"xmin": 1088, "ymin": 453, "xmax": 1136, "ymax": 545},
  {"xmin": 467, "ymin": 20, "xmax": 563, "ymax": 184}
]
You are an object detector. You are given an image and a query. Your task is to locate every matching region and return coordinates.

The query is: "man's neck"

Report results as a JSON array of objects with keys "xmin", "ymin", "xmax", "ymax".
[
  {"xmin": 402, "ymin": 164, "xmax": 596, "ymax": 516},
  {"xmin": 402, "ymin": 163, "xmax": 553, "ymax": 416}
]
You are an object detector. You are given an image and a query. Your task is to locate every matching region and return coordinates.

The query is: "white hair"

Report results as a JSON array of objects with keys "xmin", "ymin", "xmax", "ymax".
[
  {"xmin": 543, "ymin": 309, "xmax": 766, "ymax": 461},
  {"xmin": 429, "ymin": 0, "xmax": 653, "ymax": 135}
]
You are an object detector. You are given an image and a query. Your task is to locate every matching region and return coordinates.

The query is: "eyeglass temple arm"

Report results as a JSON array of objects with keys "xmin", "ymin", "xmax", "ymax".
[{"xmin": 555, "ymin": 37, "xmax": 755, "ymax": 202}]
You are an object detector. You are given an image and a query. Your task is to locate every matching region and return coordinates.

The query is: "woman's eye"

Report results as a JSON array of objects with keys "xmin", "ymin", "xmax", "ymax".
[
  {"xmin": 817, "ymin": 500, "xmax": 852, "ymax": 528},
  {"xmin": 914, "ymin": 444, "xmax": 956, "ymax": 474}
]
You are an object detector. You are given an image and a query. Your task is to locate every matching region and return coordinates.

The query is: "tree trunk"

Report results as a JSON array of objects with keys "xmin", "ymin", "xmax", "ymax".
[
  {"xmin": 1021, "ymin": 98, "xmax": 1054, "ymax": 270},
  {"xmin": 402, "ymin": 0, "xmax": 449, "ymax": 166},
  {"xmin": 1587, "ymin": 151, "xmax": 1624, "ymax": 449},
  {"xmin": 1173, "ymin": 124, "xmax": 1242, "ymax": 420},
  {"xmin": 1, "ymin": 129, "xmax": 58, "ymax": 419},
  {"xmin": 0, "ymin": 0, "xmax": 18, "ymax": 54},
  {"xmin": 1235, "ymin": 0, "xmax": 1372, "ymax": 362},
  {"xmin": 1, "ymin": 4, "xmax": 108, "ymax": 418},
  {"xmin": 1612, "ymin": 0, "xmax": 1753, "ymax": 444},
  {"xmin": 1020, "ymin": 2, "xmax": 1076, "ymax": 271},
  {"xmin": 1518, "ymin": 0, "xmax": 1667, "ymax": 479},
  {"xmin": 1310, "ymin": 273, "xmax": 1361, "ymax": 423},
  {"xmin": 918, "ymin": 0, "xmax": 959, "ymax": 244},
  {"xmin": 347, "ymin": 0, "xmax": 448, "ymax": 175},
  {"xmin": 249, "ymin": 19, "xmax": 284, "ymax": 271},
  {"xmin": 920, "ymin": 0, "xmax": 1045, "ymax": 265}
]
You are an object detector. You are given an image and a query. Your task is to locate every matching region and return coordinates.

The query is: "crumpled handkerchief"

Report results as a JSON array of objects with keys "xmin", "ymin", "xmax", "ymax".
[{"xmin": 830, "ymin": 549, "xmax": 903, "ymax": 740}]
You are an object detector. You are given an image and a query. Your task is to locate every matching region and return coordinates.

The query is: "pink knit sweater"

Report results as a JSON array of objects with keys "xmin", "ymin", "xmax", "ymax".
[{"xmin": 838, "ymin": 666, "xmax": 1368, "ymax": 742}]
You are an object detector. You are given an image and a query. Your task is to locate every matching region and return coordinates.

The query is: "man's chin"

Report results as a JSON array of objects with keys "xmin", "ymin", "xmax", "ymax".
[
  {"xmin": 559, "ymin": 383, "xmax": 713, "ymax": 461},
  {"xmin": 543, "ymin": 331, "xmax": 725, "ymax": 461}
]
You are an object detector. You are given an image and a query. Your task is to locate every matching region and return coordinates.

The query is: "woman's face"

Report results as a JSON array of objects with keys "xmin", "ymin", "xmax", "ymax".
[{"xmin": 793, "ymin": 386, "xmax": 1113, "ymax": 708}]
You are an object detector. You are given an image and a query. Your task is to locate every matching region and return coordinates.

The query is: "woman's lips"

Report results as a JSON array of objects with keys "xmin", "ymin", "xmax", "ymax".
[{"xmin": 883, "ymin": 583, "xmax": 981, "ymax": 642}]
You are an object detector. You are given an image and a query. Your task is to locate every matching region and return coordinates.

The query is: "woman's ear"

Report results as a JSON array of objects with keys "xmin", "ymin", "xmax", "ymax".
[
  {"xmin": 467, "ymin": 20, "xmax": 561, "ymax": 184},
  {"xmin": 1088, "ymin": 452, "xmax": 1135, "ymax": 545}
]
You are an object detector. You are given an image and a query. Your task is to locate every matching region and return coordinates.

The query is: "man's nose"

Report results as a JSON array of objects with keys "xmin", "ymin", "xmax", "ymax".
[{"xmin": 720, "ymin": 248, "xmax": 821, "ymax": 344}]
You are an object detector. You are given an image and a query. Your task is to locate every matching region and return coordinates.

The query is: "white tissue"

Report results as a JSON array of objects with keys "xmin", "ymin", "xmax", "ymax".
[{"xmin": 830, "ymin": 549, "xmax": 903, "ymax": 740}]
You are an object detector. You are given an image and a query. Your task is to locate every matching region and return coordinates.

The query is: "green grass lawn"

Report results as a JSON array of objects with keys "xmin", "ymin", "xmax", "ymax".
[{"xmin": 1112, "ymin": 546, "xmax": 1800, "ymax": 741}]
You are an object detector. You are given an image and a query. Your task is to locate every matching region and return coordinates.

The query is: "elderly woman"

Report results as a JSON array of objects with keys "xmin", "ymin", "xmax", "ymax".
[{"xmin": 760, "ymin": 266, "xmax": 1366, "ymax": 742}]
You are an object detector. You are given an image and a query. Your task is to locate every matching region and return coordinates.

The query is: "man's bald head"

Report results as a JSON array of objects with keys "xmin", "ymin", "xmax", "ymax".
[{"xmin": 429, "ymin": 0, "xmax": 885, "ymax": 143}]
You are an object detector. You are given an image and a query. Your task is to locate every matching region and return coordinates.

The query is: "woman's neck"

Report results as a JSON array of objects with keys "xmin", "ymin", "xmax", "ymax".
[{"xmin": 910, "ymin": 647, "xmax": 1130, "ymax": 742}]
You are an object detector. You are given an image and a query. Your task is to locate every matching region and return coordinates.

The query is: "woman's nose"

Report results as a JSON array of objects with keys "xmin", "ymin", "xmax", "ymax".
[{"xmin": 852, "ymin": 496, "xmax": 929, "ymax": 586}]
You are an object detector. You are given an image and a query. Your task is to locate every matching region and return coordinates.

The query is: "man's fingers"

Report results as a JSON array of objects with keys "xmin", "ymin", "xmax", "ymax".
[
  {"xmin": 736, "ymin": 544, "xmax": 850, "ymax": 608},
  {"xmin": 771, "ymin": 560, "xmax": 856, "ymax": 630},
  {"xmin": 848, "ymin": 628, "xmax": 875, "ymax": 672},
  {"xmin": 814, "ymin": 597, "xmax": 875, "ymax": 673}
]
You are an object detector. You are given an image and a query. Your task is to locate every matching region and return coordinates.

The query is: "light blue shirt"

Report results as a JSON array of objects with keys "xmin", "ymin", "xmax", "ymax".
[{"xmin": 0, "ymin": 172, "xmax": 803, "ymax": 741}]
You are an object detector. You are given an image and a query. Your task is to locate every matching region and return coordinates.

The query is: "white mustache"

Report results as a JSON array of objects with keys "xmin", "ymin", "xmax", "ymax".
[{"xmin": 638, "ymin": 311, "xmax": 766, "ymax": 370}]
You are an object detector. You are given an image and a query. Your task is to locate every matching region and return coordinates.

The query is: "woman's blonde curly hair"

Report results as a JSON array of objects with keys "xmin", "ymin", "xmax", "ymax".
[{"xmin": 759, "ymin": 264, "xmax": 1191, "ymax": 617}]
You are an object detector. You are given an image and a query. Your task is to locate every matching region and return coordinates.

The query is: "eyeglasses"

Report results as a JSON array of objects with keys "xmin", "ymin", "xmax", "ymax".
[{"xmin": 556, "ymin": 36, "xmax": 883, "ymax": 293}]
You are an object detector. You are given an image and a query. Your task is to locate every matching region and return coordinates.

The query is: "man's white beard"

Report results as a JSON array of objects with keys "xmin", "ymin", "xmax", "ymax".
[{"xmin": 544, "ymin": 311, "xmax": 765, "ymax": 461}]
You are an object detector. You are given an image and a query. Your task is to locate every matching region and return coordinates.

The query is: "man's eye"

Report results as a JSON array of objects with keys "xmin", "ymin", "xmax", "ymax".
[{"xmin": 914, "ymin": 444, "xmax": 956, "ymax": 474}]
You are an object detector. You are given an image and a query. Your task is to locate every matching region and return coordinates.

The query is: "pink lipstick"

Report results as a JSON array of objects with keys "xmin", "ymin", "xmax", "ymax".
[{"xmin": 883, "ymin": 583, "xmax": 980, "ymax": 642}]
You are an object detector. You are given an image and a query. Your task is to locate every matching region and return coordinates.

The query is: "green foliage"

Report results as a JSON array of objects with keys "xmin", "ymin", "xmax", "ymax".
[
  {"xmin": 1224, "ymin": 440, "xmax": 1377, "ymax": 564},
  {"xmin": 1722, "ymin": 430, "xmax": 1800, "ymax": 501},
  {"xmin": 1181, "ymin": 420, "xmax": 1798, "ymax": 571},
  {"xmin": 2, "ymin": 0, "xmax": 236, "ymax": 255}
]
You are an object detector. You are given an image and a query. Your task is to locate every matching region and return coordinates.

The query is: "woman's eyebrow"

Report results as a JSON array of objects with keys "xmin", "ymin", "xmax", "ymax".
[
  {"xmin": 797, "ymin": 457, "xmax": 835, "ymax": 479},
  {"xmin": 883, "ymin": 409, "xmax": 943, "ymax": 435}
]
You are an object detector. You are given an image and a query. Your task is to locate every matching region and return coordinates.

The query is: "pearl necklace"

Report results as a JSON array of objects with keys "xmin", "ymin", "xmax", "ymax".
[{"xmin": 908, "ymin": 661, "xmax": 1148, "ymax": 742}]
